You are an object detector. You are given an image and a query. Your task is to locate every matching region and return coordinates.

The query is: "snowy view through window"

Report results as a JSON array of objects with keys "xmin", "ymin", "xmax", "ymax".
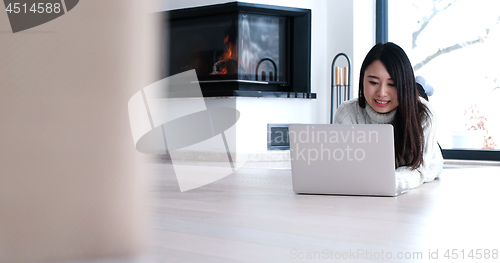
[{"xmin": 389, "ymin": 0, "xmax": 500, "ymax": 150}]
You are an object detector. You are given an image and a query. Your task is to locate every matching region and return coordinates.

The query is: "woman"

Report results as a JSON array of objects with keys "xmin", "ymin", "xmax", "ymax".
[{"xmin": 334, "ymin": 42, "xmax": 443, "ymax": 189}]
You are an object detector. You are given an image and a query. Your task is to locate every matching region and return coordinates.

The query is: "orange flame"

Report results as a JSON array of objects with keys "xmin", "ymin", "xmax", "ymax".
[
  {"xmin": 219, "ymin": 34, "xmax": 235, "ymax": 62},
  {"xmin": 212, "ymin": 34, "xmax": 237, "ymax": 75}
]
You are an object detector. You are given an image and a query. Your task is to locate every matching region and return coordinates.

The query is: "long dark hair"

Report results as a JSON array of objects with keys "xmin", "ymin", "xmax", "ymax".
[{"xmin": 358, "ymin": 42, "xmax": 430, "ymax": 169}]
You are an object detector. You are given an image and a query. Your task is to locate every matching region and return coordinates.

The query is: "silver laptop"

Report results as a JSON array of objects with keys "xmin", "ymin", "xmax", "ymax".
[{"xmin": 289, "ymin": 124, "xmax": 408, "ymax": 196}]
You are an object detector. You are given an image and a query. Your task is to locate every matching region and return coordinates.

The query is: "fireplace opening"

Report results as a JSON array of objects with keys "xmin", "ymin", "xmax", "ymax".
[{"xmin": 162, "ymin": 2, "xmax": 315, "ymax": 98}]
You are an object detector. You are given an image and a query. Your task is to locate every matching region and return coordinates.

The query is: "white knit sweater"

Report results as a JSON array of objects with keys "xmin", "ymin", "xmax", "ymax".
[{"xmin": 334, "ymin": 98, "xmax": 443, "ymax": 189}]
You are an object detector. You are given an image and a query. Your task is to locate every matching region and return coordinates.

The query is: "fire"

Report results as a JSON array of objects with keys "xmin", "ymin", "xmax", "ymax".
[
  {"xmin": 219, "ymin": 34, "xmax": 235, "ymax": 62},
  {"xmin": 211, "ymin": 34, "xmax": 237, "ymax": 75}
]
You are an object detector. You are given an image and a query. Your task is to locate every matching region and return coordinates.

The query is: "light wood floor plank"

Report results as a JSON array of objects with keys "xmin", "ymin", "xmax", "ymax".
[
  {"xmin": 78, "ymin": 162, "xmax": 500, "ymax": 262},
  {"xmin": 139, "ymin": 163, "xmax": 500, "ymax": 262}
]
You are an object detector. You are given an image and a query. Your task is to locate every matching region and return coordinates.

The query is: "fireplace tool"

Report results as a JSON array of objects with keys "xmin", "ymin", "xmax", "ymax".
[{"xmin": 330, "ymin": 53, "xmax": 351, "ymax": 124}]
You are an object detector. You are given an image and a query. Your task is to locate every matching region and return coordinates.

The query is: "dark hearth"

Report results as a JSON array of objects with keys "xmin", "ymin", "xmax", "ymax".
[{"xmin": 161, "ymin": 2, "xmax": 315, "ymax": 98}]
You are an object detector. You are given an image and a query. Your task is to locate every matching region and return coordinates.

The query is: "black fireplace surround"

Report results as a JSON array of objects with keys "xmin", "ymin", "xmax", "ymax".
[{"xmin": 162, "ymin": 2, "xmax": 315, "ymax": 98}]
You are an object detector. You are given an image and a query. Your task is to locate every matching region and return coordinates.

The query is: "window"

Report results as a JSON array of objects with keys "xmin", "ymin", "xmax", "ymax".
[{"xmin": 386, "ymin": 0, "xmax": 500, "ymax": 160}]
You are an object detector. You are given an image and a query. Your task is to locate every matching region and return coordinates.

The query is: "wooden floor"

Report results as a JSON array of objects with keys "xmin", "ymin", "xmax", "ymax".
[{"xmin": 79, "ymin": 161, "xmax": 500, "ymax": 263}]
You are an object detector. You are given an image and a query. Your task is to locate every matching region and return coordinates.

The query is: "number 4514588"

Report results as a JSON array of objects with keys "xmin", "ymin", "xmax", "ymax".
[
  {"xmin": 5, "ymin": 3, "xmax": 62, "ymax": 14},
  {"xmin": 444, "ymin": 249, "xmax": 498, "ymax": 260}
]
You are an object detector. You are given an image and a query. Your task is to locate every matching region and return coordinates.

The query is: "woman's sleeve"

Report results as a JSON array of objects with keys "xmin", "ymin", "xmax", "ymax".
[
  {"xmin": 395, "ymin": 104, "xmax": 444, "ymax": 189},
  {"xmin": 334, "ymin": 102, "xmax": 356, "ymax": 124}
]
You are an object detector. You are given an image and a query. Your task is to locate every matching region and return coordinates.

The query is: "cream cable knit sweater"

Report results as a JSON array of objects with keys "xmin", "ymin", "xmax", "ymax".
[{"xmin": 334, "ymin": 98, "xmax": 443, "ymax": 189}]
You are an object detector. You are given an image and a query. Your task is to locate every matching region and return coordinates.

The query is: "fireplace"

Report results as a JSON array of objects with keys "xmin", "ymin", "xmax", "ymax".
[{"xmin": 162, "ymin": 2, "xmax": 315, "ymax": 98}]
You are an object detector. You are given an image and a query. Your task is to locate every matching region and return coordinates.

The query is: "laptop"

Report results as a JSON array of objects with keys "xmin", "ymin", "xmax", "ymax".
[{"xmin": 289, "ymin": 124, "xmax": 409, "ymax": 196}]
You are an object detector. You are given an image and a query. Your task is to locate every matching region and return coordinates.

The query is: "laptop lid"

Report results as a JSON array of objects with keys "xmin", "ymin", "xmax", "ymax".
[{"xmin": 289, "ymin": 124, "xmax": 398, "ymax": 196}]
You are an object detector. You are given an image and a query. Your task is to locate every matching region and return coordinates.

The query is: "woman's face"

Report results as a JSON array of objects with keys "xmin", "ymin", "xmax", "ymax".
[{"xmin": 363, "ymin": 60, "xmax": 399, "ymax": 113}]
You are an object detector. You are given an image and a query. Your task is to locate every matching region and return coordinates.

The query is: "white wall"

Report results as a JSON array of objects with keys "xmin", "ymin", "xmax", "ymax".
[
  {"xmin": 156, "ymin": 0, "xmax": 375, "ymax": 155},
  {"xmin": 327, "ymin": 0, "xmax": 353, "ymax": 97},
  {"xmin": 353, "ymin": 0, "xmax": 377, "ymax": 97}
]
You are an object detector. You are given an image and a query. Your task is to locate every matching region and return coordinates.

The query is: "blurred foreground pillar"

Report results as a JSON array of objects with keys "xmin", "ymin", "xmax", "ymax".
[{"xmin": 0, "ymin": 1, "xmax": 158, "ymax": 262}]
